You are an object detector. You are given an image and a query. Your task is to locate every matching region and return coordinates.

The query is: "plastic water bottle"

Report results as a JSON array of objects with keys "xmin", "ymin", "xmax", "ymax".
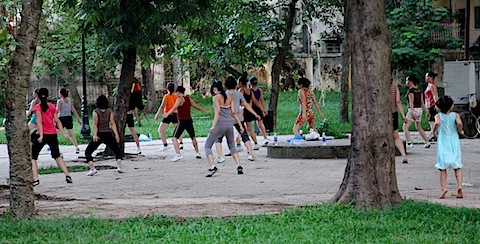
[
  {"xmin": 322, "ymin": 132, "xmax": 327, "ymax": 146},
  {"xmin": 273, "ymin": 133, "xmax": 278, "ymax": 145},
  {"xmin": 299, "ymin": 129, "xmax": 303, "ymax": 137}
]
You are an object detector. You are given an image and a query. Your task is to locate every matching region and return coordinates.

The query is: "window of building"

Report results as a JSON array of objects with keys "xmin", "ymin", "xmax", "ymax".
[
  {"xmin": 475, "ymin": 6, "xmax": 480, "ymax": 29},
  {"xmin": 324, "ymin": 40, "xmax": 342, "ymax": 54}
]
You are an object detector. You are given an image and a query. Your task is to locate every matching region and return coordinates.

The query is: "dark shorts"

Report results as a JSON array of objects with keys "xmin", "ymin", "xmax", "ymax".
[
  {"xmin": 392, "ymin": 112, "xmax": 399, "ymax": 131},
  {"xmin": 59, "ymin": 116, "xmax": 73, "ymax": 129},
  {"xmin": 428, "ymin": 106, "xmax": 437, "ymax": 122},
  {"xmin": 173, "ymin": 119, "xmax": 195, "ymax": 139},
  {"xmin": 126, "ymin": 114, "xmax": 135, "ymax": 128},
  {"xmin": 244, "ymin": 106, "xmax": 264, "ymax": 122},
  {"xmin": 32, "ymin": 134, "xmax": 61, "ymax": 160},
  {"xmin": 162, "ymin": 113, "xmax": 178, "ymax": 124}
]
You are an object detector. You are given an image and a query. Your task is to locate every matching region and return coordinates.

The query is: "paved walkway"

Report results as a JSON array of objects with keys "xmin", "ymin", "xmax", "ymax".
[{"xmin": 0, "ymin": 132, "xmax": 479, "ymax": 218}]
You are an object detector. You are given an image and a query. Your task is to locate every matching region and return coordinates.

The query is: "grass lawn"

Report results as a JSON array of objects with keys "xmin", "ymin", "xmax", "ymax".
[{"xmin": 1, "ymin": 200, "xmax": 478, "ymax": 242}]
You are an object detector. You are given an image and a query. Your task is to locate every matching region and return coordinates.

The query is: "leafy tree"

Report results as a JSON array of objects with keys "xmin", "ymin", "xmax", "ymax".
[
  {"xmin": 387, "ymin": 0, "xmax": 461, "ymax": 79},
  {"xmin": 64, "ymin": 0, "xmax": 209, "ymax": 151},
  {"xmin": 178, "ymin": 0, "xmax": 343, "ymax": 129},
  {"xmin": 332, "ymin": 0, "xmax": 402, "ymax": 207}
]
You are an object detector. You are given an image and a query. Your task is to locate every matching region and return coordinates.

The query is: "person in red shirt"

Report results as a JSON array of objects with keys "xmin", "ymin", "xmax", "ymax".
[{"xmin": 31, "ymin": 88, "xmax": 72, "ymax": 186}]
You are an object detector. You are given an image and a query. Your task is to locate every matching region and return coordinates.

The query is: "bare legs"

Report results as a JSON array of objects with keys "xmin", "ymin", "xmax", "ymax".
[
  {"xmin": 32, "ymin": 157, "xmax": 71, "ymax": 184},
  {"xmin": 439, "ymin": 168, "xmax": 463, "ymax": 199},
  {"xmin": 158, "ymin": 122, "xmax": 182, "ymax": 146},
  {"xmin": 403, "ymin": 121, "xmax": 429, "ymax": 144},
  {"xmin": 394, "ymin": 130, "xmax": 408, "ymax": 163}
]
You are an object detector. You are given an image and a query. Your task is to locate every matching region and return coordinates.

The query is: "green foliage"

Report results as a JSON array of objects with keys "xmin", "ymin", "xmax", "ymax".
[
  {"xmin": 0, "ymin": 201, "xmax": 479, "ymax": 242},
  {"xmin": 387, "ymin": 0, "xmax": 462, "ymax": 80}
]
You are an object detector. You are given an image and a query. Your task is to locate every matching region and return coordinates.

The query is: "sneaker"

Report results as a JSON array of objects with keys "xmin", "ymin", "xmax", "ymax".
[
  {"xmin": 248, "ymin": 155, "xmax": 255, "ymax": 161},
  {"xmin": 206, "ymin": 166, "xmax": 218, "ymax": 177},
  {"xmin": 195, "ymin": 153, "xmax": 202, "ymax": 159},
  {"xmin": 170, "ymin": 154, "xmax": 183, "ymax": 162},
  {"xmin": 423, "ymin": 142, "xmax": 431, "ymax": 148},
  {"xmin": 65, "ymin": 175, "xmax": 73, "ymax": 183},
  {"xmin": 136, "ymin": 147, "xmax": 142, "ymax": 154},
  {"xmin": 253, "ymin": 143, "xmax": 260, "ymax": 150},
  {"xmin": 117, "ymin": 167, "xmax": 125, "ymax": 173},
  {"xmin": 214, "ymin": 157, "xmax": 225, "ymax": 163},
  {"xmin": 160, "ymin": 145, "xmax": 169, "ymax": 151},
  {"xmin": 86, "ymin": 168, "xmax": 97, "ymax": 176},
  {"xmin": 75, "ymin": 147, "xmax": 80, "ymax": 154},
  {"xmin": 225, "ymin": 152, "xmax": 232, "ymax": 156},
  {"xmin": 237, "ymin": 165, "xmax": 244, "ymax": 174},
  {"xmin": 262, "ymin": 139, "xmax": 269, "ymax": 147},
  {"xmin": 236, "ymin": 145, "xmax": 244, "ymax": 152},
  {"xmin": 428, "ymin": 135, "xmax": 437, "ymax": 142},
  {"xmin": 406, "ymin": 142, "xmax": 414, "ymax": 149},
  {"xmin": 179, "ymin": 143, "xmax": 184, "ymax": 150}
]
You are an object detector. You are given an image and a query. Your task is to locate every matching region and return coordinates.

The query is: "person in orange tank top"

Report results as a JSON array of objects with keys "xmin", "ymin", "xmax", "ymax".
[{"xmin": 155, "ymin": 82, "xmax": 183, "ymax": 151}]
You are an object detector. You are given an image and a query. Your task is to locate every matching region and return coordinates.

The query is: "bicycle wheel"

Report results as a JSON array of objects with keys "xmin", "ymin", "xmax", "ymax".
[
  {"xmin": 459, "ymin": 112, "xmax": 478, "ymax": 139},
  {"xmin": 477, "ymin": 116, "xmax": 480, "ymax": 135}
]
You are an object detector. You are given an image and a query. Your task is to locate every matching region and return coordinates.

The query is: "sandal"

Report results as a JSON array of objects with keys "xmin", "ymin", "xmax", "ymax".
[
  {"xmin": 65, "ymin": 175, "xmax": 73, "ymax": 184},
  {"xmin": 439, "ymin": 190, "xmax": 448, "ymax": 199},
  {"xmin": 32, "ymin": 179, "xmax": 40, "ymax": 187},
  {"xmin": 457, "ymin": 189, "xmax": 463, "ymax": 198}
]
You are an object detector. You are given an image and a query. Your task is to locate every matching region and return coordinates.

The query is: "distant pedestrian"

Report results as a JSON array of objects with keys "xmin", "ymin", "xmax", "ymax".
[
  {"xmin": 425, "ymin": 71, "xmax": 439, "ymax": 141},
  {"xmin": 85, "ymin": 95, "xmax": 124, "ymax": 176},
  {"xmin": 31, "ymin": 88, "xmax": 72, "ymax": 186},
  {"xmin": 205, "ymin": 81, "xmax": 244, "ymax": 177},
  {"xmin": 155, "ymin": 82, "xmax": 183, "ymax": 151},
  {"xmin": 56, "ymin": 88, "xmax": 82, "ymax": 154},
  {"xmin": 126, "ymin": 78, "xmax": 143, "ymax": 154},
  {"xmin": 433, "ymin": 95, "xmax": 463, "ymax": 199},
  {"xmin": 163, "ymin": 86, "xmax": 209, "ymax": 162},
  {"xmin": 390, "ymin": 80, "xmax": 408, "ymax": 163},
  {"xmin": 403, "ymin": 76, "xmax": 430, "ymax": 149},
  {"xmin": 248, "ymin": 77, "xmax": 270, "ymax": 146},
  {"xmin": 293, "ymin": 77, "xmax": 325, "ymax": 137}
]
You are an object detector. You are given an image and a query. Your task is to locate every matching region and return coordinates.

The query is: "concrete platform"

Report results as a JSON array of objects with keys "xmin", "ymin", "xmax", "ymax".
[{"xmin": 267, "ymin": 139, "xmax": 405, "ymax": 159}]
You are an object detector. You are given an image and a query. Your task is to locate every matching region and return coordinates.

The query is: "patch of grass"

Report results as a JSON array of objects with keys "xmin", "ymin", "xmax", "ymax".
[
  {"xmin": 38, "ymin": 166, "xmax": 88, "ymax": 175},
  {"xmin": 0, "ymin": 200, "xmax": 478, "ymax": 242}
]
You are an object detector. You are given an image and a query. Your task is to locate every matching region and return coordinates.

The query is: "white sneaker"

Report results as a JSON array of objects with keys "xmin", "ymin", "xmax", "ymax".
[
  {"xmin": 236, "ymin": 145, "xmax": 244, "ymax": 152},
  {"xmin": 406, "ymin": 142, "xmax": 414, "ymax": 149},
  {"xmin": 160, "ymin": 145, "xmax": 170, "ymax": 151},
  {"xmin": 136, "ymin": 147, "xmax": 142, "ymax": 154},
  {"xmin": 117, "ymin": 164, "xmax": 125, "ymax": 173},
  {"xmin": 248, "ymin": 155, "xmax": 255, "ymax": 161},
  {"xmin": 170, "ymin": 154, "xmax": 183, "ymax": 162},
  {"xmin": 86, "ymin": 168, "xmax": 97, "ymax": 176},
  {"xmin": 423, "ymin": 142, "xmax": 431, "ymax": 148},
  {"xmin": 195, "ymin": 153, "xmax": 202, "ymax": 159},
  {"xmin": 214, "ymin": 157, "xmax": 225, "ymax": 163},
  {"xmin": 253, "ymin": 143, "xmax": 260, "ymax": 150},
  {"xmin": 262, "ymin": 139, "xmax": 269, "ymax": 147}
]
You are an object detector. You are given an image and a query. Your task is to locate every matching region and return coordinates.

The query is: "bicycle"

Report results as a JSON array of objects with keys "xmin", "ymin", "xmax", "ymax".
[{"xmin": 458, "ymin": 94, "xmax": 480, "ymax": 139}]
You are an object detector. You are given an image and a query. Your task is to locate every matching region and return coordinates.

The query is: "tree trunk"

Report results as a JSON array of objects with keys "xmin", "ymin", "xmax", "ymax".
[
  {"xmin": 6, "ymin": 0, "xmax": 44, "ymax": 218},
  {"xmin": 339, "ymin": 7, "xmax": 350, "ymax": 123},
  {"xmin": 268, "ymin": 0, "xmax": 297, "ymax": 130},
  {"xmin": 142, "ymin": 66, "xmax": 156, "ymax": 113},
  {"xmin": 332, "ymin": 0, "xmax": 402, "ymax": 207},
  {"xmin": 113, "ymin": 47, "xmax": 137, "ymax": 154}
]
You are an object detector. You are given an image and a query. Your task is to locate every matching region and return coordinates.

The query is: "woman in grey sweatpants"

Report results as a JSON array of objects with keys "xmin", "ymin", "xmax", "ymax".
[{"xmin": 204, "ymin": 81, "xmax": 244, "ymax": 177}]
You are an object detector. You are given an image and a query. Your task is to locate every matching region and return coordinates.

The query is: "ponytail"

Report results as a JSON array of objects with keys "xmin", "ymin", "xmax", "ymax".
[{"xmin": 37, "ymin": 88, "xmax": 49, "ymax": 112}]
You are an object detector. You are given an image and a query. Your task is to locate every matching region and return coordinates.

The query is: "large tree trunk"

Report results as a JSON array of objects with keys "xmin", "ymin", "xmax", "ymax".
[
  {"xmin": 113, "ymin": 47, "xmax": 136, "ymax": 153},
  {"xmin": 339, "ymin": 9, "xmax": 350, "ymax": 123},
  {"xmin": 332, "ymin": 0, "xmax": 402, "ymax": 207},
  {"xmin": 6, "ymin": 0, "xmax": 44, "ymax": 218},
  {"xmin": 142, "ymin": 66, "xmax": 156, "ymax": 113},
  {"xmin": 268, "ymin": 0, "xmax": 297, "ymax": 130}
]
